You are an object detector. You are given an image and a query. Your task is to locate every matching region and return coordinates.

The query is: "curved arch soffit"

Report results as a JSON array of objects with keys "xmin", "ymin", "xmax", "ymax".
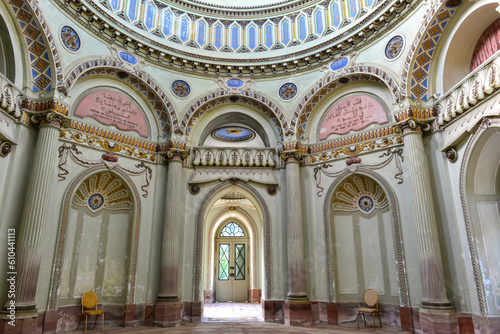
[
  {"xmin": 292, "ymin": 66, "xmax": 400, "ymax": 140},
  {"xmin": 401, "ymin": 1, "xmax": 458, "ymax": 101},
  {"xmin": 61, "ymin": 59, "xmax": 178, "ymax": 137},
  {"xmin": 322, "ymin": 167, "xmax": 409, "ymax": 306},
  {"xmin": 181, "ymin": 89, "xmax": 288, "ymax": 140},
  {"xmin": 458, "ymin": 118, "xmax": 500, "ymax": 316},
  {"xmin": 48, "ymin": 165, "xmax": 142, "ymax": 310},
  {"xmin": 194, "ymin": 180, "xmax": 271, "ymax": 301},
  {"xmin": 5, "ymin": 0, "xmax": 63, "ymax": 92}
]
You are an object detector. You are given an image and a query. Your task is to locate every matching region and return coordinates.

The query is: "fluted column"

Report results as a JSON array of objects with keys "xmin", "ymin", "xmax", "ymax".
[
  {"xmin": 401, "ymin": 120, "xmax": 451, "ymax": 309},
  {"xmin": 154, "ymin": 148, "xmax": 187, "ymax": 326},
  {"xmin": 282, "ymin": 151, "xmax": 308, "ymax": 300},
  {"xmin": 15, "ymin": 112, "xmax": 68, "ymax": 313},
  {"xmin": 157, "ymin": 150, "xmax": 185, "ymax": 300}
]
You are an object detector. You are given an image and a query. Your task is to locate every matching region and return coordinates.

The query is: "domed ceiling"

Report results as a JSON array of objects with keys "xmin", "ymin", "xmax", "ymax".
[{"xmin": 61, "ymin": 0, "xmax": 415, "ymax": 76}]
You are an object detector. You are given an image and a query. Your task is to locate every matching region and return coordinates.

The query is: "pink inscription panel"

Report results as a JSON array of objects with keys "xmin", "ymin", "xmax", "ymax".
[
  {"xmin": 319, "ymin": 95, "xmax": 388, "ymax": 140},
  {"xmin": 74, "ymin": 90, "xmax": 148, "ymax": 138}
]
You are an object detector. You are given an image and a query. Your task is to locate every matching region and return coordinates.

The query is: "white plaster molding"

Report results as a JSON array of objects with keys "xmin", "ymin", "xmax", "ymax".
[{"xmin": 188, "ymin": 167, "xmax": 278, "ymax": 185}]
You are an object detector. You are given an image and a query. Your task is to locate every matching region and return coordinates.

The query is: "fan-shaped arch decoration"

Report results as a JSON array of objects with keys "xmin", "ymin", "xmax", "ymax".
[
  {"xmin": 332, "ymin": 175, "xmax": 388, "ymax": 214},
  {"xmin": 73, "ymin": 172, "xmax": 132, "ymax": 212},
  {"xmin": 219, "ymin": 222, "xmax": 245, "ymax": 237}
]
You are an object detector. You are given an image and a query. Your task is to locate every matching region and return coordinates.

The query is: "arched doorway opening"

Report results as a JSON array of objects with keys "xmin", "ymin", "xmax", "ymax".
[{"xmin": 195, "ymin": 182, "xmax": 269, "ymax": 322}]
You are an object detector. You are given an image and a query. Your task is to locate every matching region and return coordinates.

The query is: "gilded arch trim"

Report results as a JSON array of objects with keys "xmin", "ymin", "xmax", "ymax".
[
  {"xmin": 292, "ymin": 66, "xmax": 400, "ymax": 140},
  {"xmin": 181, "ymin": 89, "xmax": 288, "ymax": 140},
  {"xmin": 60, "ymin": 58, "xmax": 178, "ymax": 137}
]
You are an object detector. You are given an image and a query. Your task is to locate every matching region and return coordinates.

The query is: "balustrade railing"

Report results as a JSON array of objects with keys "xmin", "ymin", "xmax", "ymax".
[
  {"xmin": 192, "ymin": 147, "xmax": 276, "ymax": 168},
  {"xmin": 0, "ymin": 73, "xmax": 23, "ymax": 118},
  {"xmin": 437, "ymin": 53, "xmax": 500, "ymax": 126}
]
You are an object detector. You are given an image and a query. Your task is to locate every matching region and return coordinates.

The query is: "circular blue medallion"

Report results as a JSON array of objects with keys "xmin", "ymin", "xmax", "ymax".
[
  {"xmin": 358, "ymin": 196, "xmax": 374, "ymax": 213},
  {"xmin": 119, "ymin": 51, "xmax": 138, "ymax": 65},
  {"xmin": 279, "ymin": 83, "xmax": 298, "ymax": 100},
  {"xmin": 172, "ymin": 80, "xmax": 190, "ymax": 98},
  {"xmin": 88, "ymin": 193, "xmax": 104, "ymax": 211},
  {"xmin": 226, "ymin": 79, "xmax": 244, "ymax": 88},
  {"xmin": 385, "ymin": 35, "xmax": 404, "ymax": 60},
  {"xmin": 212, "ymin": 126, "xmax": 256, "ymax": 142},
  {"xmin": 60, "ymin": 26, "xmax": 80, "ymax": 52}
]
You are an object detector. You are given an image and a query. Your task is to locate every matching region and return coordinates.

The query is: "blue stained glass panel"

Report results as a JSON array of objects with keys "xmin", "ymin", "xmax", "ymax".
[
  {"xmin": 349, "ymin": 0, "xmax": 358, "ymax": 17},
  {"xmin": 110, "ymin": 0, "xmax": 120, "ymax": 11},
  {"xmin": 215, "ymin": 25, "xmax": 222, "ymax": 48},
  {"xmin": 128, "ymin": 0, "xmax": 137, "ymax": 21},
  {"xmin": 220, "ymin": 222, "xmax": 245, "ymax": 237},
  {"xmin": 265, "ymin": 24, "xmax": 273, "ymax": 48},
  {"xmin": 180, "ymin": 18, "xmax": 188, "ymax": 42},
  {"xmin": 145, "ymin": 4, "xmax": 155, "ymax": 30},
  {"xmin": 282, "ymin": 21, "xmax": 290, "ymax": 45},
  {"xmin": 332, "ymin": 3, "xmax": 341, "ymax": 27},
  {"xmin": 299, "ymin": 16, "xmax": 307, "ymax": 41},
  {"xmin": 232, "ymin": 26, "xmax": 239, "ymax": 50},
  {"xmin": 198, "ymin": 22, "xmax": 205, "ymax": 45},
  {"xmin": 163, "ymin": 12, "xmax": 171, "ymax": 36},
  {"xmin": 248, "ymin": 26, "xmax": 256, "ymax": 49},
  {"xmin": 315, "ymin": 11, "xmax": 324, "ymax": 35}
]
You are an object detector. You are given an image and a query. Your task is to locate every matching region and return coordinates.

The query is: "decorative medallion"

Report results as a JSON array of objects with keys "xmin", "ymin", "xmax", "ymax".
[
  {"xmin": 267, "ymin": 185, "xmax": 277, "ymax": 195},
  {"xmin": 88, "ymin": 193, "xmax": 104, "ymax": 211},
  {"xmin": 190, "ymin": 184, "xmax": 200, "ymax": 195},
  {"xmin": 358, "ymin": 196, "xmax": 374, "ymax": 213},
  {"xmin": 0, "ymin": 142, "xmax": 12, "ymax": 157},
  {"xmin": 73, "ymin": 172, "xmax": 132, "ymax": 212},
  {"xmin": 446, "ymin": 148, "xmax": 458, "ymax": 163},
  {"xmin": 226, "ymin": 79, "xmax": 244, "ymax": 88},
  {"xmin": 279, "ymin": 83, "xmax": 298, "ymax": 101},
  {"xmin": 172, "ymin": 80, "xmax": 190, "ymax": 98},
  {"xmin": 60, "ymin": 26, "xmax": 80, "ymax": 52},
  {"xmin": 385, "ymin": 35, "xmax": 404, "ymax": 60},
  {"xmin": 332, "ymin": 175, "xmax": 388, "ymax": 215},
  {"xmin": 212, "ymin": 126, "xmax": 256, "ymax": 142},
  {"xmin": 119, "ymin": 51, "xmax": 138, "ymax": 65},
  {"xmin": 330, "ymin": 57, "xmax": 349, "ymax": 71},
  {"xmin": 445, "ymin": 0, "xmax": 462, "ymax": 8}
]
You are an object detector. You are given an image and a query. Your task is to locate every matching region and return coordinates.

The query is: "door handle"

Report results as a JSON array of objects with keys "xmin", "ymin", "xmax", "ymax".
[
  {"xmin": 229, "ymin": 273, "xmax": 235, "ymax": 277},
  {"xmin": 230, "ymin": 266, "xmax": 234, "ymax": 269}
]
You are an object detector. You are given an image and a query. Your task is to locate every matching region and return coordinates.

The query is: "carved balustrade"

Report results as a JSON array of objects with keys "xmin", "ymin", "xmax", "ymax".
[
  {"xmin": 437, "ymin": 54, "xmax": 500, "ymax": 126},
  {"xmin": 192, "ymin": 147, "xmax": 276, "ymax": 168},
  {"xmin": 0, "ymin": 73, "xmax": 23, "ymax": 118}
]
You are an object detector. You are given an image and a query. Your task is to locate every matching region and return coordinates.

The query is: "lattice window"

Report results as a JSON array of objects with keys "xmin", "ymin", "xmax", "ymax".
[
  {"xmin": 219, "ymin": 222, "xmax": 245, "ymax": 237},
  {"xmin": 235, "ymin": 244, "xmax": 245, "ymax": 280},
  {"xmin": 218, "ymin": 244, "xmax": 229, "ymax": 280}
]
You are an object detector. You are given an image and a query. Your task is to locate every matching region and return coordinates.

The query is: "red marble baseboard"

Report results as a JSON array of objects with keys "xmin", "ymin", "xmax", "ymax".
[
  {"xmin": 182, "ymin": 301, "xmax": 202, "ymax": 323},
  {"xmin": 123, "ymin": 304, "xmax": 136, "ymax": 327},
  {"xmin": 250, "ymin": 289, "xmax": 262, "ymax": 303},
  {"xmin": 153, "ymin": 302, "xmax": 182, "ymax": 327},
  {"xmin": 458, "ymin": 314, "xmax": 474, "ymax": 334},
  {"xmin": 0, "ymin": 315, "xmax": 38, "ymax": 334},
  {"xmin": 262, "ymin": 299, "xmax": 284, "ymax": 323},
  {"xmin": 400, "ymin": 306, "xmax": 413, "ymax": 332},
  {"xmin": 284, "ymin": 301, "xmax": 311, "ymax": 326},
  {"xmin": 41, "ymin": 309, "xmax": 58, "ymax": 334},
  {"xmin": 419, "ymin": 309, "xmax": 458, "ymax": 334}
]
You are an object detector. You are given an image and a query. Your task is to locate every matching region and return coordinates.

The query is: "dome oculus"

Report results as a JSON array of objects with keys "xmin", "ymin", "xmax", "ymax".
[{"xmin": 212, "ymin": 126, "xmax": 256, "ymax": 142}]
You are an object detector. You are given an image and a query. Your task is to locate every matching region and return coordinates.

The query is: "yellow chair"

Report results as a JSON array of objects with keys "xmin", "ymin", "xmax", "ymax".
[
  {"xmin": 77, "ymin": 290, "xmax": 104, "ymax": 333},
  {"xmin": 357, "ymin": 288, "xmax": 382, "ymax": 329}
]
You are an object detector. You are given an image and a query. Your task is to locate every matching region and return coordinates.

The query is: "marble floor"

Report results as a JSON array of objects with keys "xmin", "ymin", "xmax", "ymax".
[{"xmin": 66, "ymin": 302, "xmax": 402, "ymax": 333}]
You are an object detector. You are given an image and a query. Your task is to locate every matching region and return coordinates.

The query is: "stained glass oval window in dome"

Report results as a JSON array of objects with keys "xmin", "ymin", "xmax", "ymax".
[
  {"xmin": 212, "ymin": 126, "xmax": 256, "ymax": 143},
  {"xmin": 220, "ymin": 222, "xmax": 245, "ymax": 237}
]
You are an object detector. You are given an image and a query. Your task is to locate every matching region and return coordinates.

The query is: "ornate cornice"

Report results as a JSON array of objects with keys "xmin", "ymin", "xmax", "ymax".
[{"xmin": 53, "ymin": 0, "xmax": 417, "ymax": 77}]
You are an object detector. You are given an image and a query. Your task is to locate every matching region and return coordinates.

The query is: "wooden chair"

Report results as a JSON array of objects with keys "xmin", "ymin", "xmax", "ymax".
[
  {"xmin": 77, "ymin": 290, "xmax": 104, "ymax": 333},
  {"xmin": 357, "ymin": 288, "xmax": 382, "ymax": 330}
]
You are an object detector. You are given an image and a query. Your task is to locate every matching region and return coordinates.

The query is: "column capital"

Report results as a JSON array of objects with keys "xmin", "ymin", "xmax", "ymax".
[
  {"xmin": 280, "ymin": 151, "xmax": 301, "ymax": 164},
  {"xmin": 395, "ymin": 118, "xmax": 432, "ymax": 135},
  {"xmin": 165, "ymin": 148, "xmax": 189, "ymax": 162},
  {"xmin": 31, "ymin": 111, "xmax": 71, "ymax": 129}
]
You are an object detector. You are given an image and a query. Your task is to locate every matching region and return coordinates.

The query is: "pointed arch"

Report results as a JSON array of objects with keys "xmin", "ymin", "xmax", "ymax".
[
  {"xmin": 61, "ymin": 59, "xmax": 178, "ymax": 137},
  {"xmin": 48, "ymin": 165, "xmax": 142, "ymax": 310},
  {"xmin": 322, "ymin": 167, "xmax": 409, "ymax": 306},
  {"xmin": 181, "ymin": 89, "xmax": 288, "ymax": 140},
  {"xmin": 292, "ymin": 66, "xmax": 400, "ymax": 140},
  {"xmin": 193, "ymin": 180, "xmax": 271, "ymax": 301}
]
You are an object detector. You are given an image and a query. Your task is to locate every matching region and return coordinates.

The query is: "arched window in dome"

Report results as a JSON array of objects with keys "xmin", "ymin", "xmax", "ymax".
[
  {"xmin": 219, "ymin": 222, "xmax": 245, "ymax": 237},
  {"xmin": 470, "ymin": 18, "xmax": 500, "ymax": 72}
]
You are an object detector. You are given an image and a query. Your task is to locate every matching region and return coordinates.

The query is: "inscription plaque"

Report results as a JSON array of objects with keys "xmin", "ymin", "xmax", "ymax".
[
  {"xmin": 74, "ymin": 90, "xmax": 148, "ymax": 138},
  {"xmin": 319, "ymin": 95, "xmax": 388, "ymax": 140}
]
